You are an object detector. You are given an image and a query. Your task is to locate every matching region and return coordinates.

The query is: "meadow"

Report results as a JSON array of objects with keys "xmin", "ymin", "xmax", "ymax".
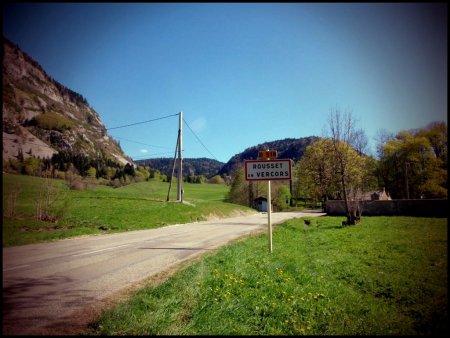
[
  {"xmin": 2, "ymin": 173, "xmax": 254, "ymax": 247},
  {"xmin": 3, "ymin": 173, "xmax": 447, "ymax": 335},
  {"xmin": 88, "ymin": 216, "xmax": 447, "ymax": 335}
]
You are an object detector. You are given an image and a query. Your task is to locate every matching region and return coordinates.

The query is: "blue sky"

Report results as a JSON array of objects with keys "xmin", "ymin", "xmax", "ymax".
[{"xmin": 3, "ymin": 3, "xmax": 447, "ymax": 163}]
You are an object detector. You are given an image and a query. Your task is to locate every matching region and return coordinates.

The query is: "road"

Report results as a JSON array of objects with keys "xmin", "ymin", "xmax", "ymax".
[{"xmin": 2, "ymin": 211, "xmax": 325, "ymax": 335}]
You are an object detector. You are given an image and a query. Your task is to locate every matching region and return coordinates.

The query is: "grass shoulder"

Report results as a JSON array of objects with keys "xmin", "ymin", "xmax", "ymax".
[{"xmin": 88, "ymin": 215, "xmax": 447, "ymax": 335}]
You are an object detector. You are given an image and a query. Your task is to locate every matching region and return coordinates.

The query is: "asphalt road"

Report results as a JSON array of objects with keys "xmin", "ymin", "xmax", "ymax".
[{"xmin": 2, "ymin": 211, "xmax": 325, "ymax": 335}]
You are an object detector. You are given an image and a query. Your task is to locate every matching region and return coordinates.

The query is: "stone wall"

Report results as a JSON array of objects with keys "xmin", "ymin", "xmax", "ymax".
[{"xmin": 325, "ymin": 199, "xmax": 448, "ymax": 217}]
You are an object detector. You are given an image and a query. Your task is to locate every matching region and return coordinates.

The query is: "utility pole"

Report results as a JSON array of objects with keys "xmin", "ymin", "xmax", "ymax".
[
  {"xmin": 166, "ymin": 133, "xmax": 179, "ymax": 202},
  {"xmin": 177, "ymin": 111, "xmax": 183, "ymax": 202}
]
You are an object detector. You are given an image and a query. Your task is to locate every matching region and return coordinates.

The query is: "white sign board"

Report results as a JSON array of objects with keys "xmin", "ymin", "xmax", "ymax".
[{"xmin": 245, "ymin": 159, "xmax": 292, "ymax": 181}]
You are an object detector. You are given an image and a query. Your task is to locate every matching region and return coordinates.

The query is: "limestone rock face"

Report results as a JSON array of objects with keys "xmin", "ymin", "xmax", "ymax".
[{"xmin": 2, "ymin": 37, "xmax": 130, "ymax": 165}]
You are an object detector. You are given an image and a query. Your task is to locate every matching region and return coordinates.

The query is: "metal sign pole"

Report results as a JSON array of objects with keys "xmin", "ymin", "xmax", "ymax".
[
  {"xmin": 245, "ymin": 150, "xmax": 292, "ymax": 254},
  {"xmin": 267, "ymin": 179, "xmax": 272, "ymax": 253}
]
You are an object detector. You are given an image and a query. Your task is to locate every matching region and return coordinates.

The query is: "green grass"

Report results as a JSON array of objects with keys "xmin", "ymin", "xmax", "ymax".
[
  {"xmin": 2, "ymin": 173, "xmax": 254, "ymax": 246},
  {"xmin": 88, "ymin": 216, "xmax": 447, "ymax": 335}
]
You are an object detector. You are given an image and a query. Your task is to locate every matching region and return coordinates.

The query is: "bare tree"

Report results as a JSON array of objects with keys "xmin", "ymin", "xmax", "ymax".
[
  {"xmin": 5, "ymin": 184, "xmax": 22, "ymax": 219},
  {"xmin": 327, "ymin": 109, "xmax": 366, "ymax": 225},
  {"xmin": 35, "ymin": 170, "xmax": 66, "ymax": 222},
  {"xmin": 374, "ymin": 128, "xmax": 395, "ymax": 160},
  {"xmin": 352, "ymin": 128, "xmax": 369, "ymax": 156}
]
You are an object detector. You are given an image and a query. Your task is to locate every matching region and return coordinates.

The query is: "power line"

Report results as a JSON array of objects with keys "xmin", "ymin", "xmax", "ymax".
[
  {"xmin": 183, "ymin": 118, "xmax": 218, "ymax": 161},
  {"xmin": 131, "ymin": 151, "xmax": 176, "ymax": 160},
  {"xmin": 106, "ymin": 113, "xmax": 178, "ymax": 130},
  {"xmin": 110, "ymin": 135, "xmax": 172, "ymax": 150},
  {"xmin": 7, "ymin": 112, "xmax": 219, "ymax": 162}
]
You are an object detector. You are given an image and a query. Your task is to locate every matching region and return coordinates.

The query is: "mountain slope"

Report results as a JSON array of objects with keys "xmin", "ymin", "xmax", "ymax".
[
  {"xmin": 135, "ymin": 157, "xmax": 224, "ymax": 178},
  {"xmin": 218, "ymin": 136, "xmax": 320, "ymax": 175},
  {"xmin": 137, "ymin": 137, "xmax": 320, "ymax": 178},
  {"xmin": 2, "ymin": 37, "xmax": 130, "ymax": 165}
]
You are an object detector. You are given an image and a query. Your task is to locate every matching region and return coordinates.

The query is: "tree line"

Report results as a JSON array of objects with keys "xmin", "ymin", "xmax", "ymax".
[
  {"xmin": 227, "ymin": 110, "xmax": 447, "ymax": 225},
  {"xmin": 3, "ymin": 148, "xmax": 228, "ymax": 189}
]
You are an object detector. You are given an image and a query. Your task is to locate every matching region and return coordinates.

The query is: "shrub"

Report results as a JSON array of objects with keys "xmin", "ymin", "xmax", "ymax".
[
  {"xmin": 34, "ymin": 112, "xmax": 74, "ymax": 132},
  {"xmin": 208, "ymin": 175, "xmax": 225, "ymax": 184},
  {"xmin": 69, "ymin": 178, "xmax": 85, "ymax": 191},
  {"xmin": 86, "ymin": 166, "xmax": 97, "ymax": 178},
  {"xmin": 22, "ymin": 157, "xmax": 42, "ymax": 176},
  {"xmin": 275, "ymin": 185, "xmax": 291, "ymax": 210}
]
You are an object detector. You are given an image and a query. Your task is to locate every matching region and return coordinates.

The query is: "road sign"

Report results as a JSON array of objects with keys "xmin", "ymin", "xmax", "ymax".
[
  {"xmin": 245, "ymin": 159, "xmax": 292, "ymax": 181},
  {"xmin": 258, "ymin": 150, "xmax": 277, "ymax": 159}
]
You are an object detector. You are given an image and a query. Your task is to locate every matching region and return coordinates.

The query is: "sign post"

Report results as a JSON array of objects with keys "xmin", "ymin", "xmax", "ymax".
[
  {"xmin": 245, "ymin": 152, "xmax": 291, "ymax": 253},
  {"xmin": 267, "ymin": 179, "xmax": 272, "ymax": 253}
]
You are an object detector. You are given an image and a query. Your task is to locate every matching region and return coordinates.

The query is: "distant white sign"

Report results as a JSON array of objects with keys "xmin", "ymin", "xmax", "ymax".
[{"xmin": 245, "ymin": 159, "xmax": 292, "ymax": 181}]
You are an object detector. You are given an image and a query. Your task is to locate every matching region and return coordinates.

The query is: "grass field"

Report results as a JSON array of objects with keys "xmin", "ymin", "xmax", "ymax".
[
  {"xmin": 3, "ymin": 173, "xmax": 448, "ymax": 335},
  {"xmin": 88, "ymin": 216, "xmax": 447, "ymax": 335},
  {"xmin": 2, "ymin": 173, "xmax": 254, "ymax": 247}
]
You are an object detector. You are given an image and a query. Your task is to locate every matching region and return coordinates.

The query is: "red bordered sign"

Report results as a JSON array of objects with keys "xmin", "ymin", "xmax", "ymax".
[{"xmin": 244, "ymin": 159, "xmax": 292, "ymax": 181}]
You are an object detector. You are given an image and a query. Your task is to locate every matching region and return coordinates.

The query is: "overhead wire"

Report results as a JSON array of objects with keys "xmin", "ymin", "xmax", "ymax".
[
  {"xmin": 5, "ymin": 112, "xmax": 222, "ymax": 161},
  {"xmin": 131, "ymin": 151, "xmax": 177, "ymax": 160},
  {"xmin": 99, "ymin": 112, "xmax": 219, "ymax": 161},
  {"xmin": 105, "ymin": 113, "xmax": 178, "ymax": 160},
  {"xmin": 183, "ymin": 118, "xmax": 218, "ymax": 161},
  {"xmin": 106, "ymin": 113, "xmax": 178, "ymax": 130},
  {"xmin": 112, "ymin": 115, "xmax": 219, "ymax": 161},
  {"xmin": 110, "ymin": 135, "xmax": 173, "ymax": 150}
]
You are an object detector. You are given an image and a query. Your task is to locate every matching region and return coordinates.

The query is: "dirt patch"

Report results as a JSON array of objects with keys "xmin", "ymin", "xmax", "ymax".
[{"xmin": 206, "ymin": 209, "xmax": 257, "ymax": 221}]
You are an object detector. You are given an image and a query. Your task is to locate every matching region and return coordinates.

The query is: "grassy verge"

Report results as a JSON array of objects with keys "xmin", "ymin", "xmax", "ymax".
[
  {"xmin": 88, "ymin": 216, "xmax": 447, "ymax": 335},
  {"xmin": 2, "ymin": 173, "xmax": 254, "ymax": 246}
]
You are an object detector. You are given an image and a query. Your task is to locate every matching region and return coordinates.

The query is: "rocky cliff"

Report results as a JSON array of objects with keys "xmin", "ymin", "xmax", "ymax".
[{"xmin": 2, "ymin": 37, "xmax": 130, "ymax": 165}]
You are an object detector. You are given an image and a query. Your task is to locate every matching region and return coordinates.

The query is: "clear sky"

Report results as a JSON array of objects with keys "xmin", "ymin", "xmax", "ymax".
[{"xmin": 3, "ymin": 3, "xmax": 447, "ymax": 163}]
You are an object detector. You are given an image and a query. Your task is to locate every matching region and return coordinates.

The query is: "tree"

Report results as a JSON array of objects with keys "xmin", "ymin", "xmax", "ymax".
[
  {"xmin": 22, "ymin": 157, "xmax": 42, "ymax": 176},
  {"xmin": 86, "ymin": 166, "xmax": 97, "ymax": 178},
  {"xmin": 226, "ymin": 166, "xmax": 249, "ymax": 206},
  {"xmin": 124, "ymin": 163, "xmax": 136, "ymax": 177},
  {"xmin": 417, "ymin": 121, "xmax": 447, "ymax": 166},
  {"xmin": 327, "ymin": 109, "xmax": 369, "ymax": 225},
  {"xmin": 274, "ymin": 185, "xmax": 291, "ymax": 210},
  {"xmin": 377, "ymin": 123, "xmax": 447, "ymax": 199},
  {"xmin": 296, "ymin": 133, "xmax": 377, "ymax": 220},
  {"xmin": 295, "ymin": 138, "xmax": 340, "ymax": 206},
  {"xmin": 374, "ymin": 128, "xmax": 395, "ymax": 160},
  {"xmin": 208, "ymin": 175, "xmax": 225, "ymax": 184},
  {"xmin": 352, "ymin": 128, "xmax": 369, "ymax": 156}
]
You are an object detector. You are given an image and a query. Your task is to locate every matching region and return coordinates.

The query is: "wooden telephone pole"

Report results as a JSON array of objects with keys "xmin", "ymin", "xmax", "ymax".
[
  {"xmin": 167, "ymin": 111, "xmax": 183, "ymax": 202},
  {"xmin": 177, "ymin": 111, "xmax": 183, "ymax": 202}
]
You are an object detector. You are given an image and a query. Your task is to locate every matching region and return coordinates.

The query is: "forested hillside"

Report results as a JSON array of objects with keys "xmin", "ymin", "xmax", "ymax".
[
  {"xmin": 218, "ymin": 136, "xmax": 319, "ymax": 175},
  {"xmin": 135, "ymin": 157, "xmax": 224, "ymax": 179},
  {"xmin": 136, "ymin": 137, "xmax": 319, "ymax": 179}
]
